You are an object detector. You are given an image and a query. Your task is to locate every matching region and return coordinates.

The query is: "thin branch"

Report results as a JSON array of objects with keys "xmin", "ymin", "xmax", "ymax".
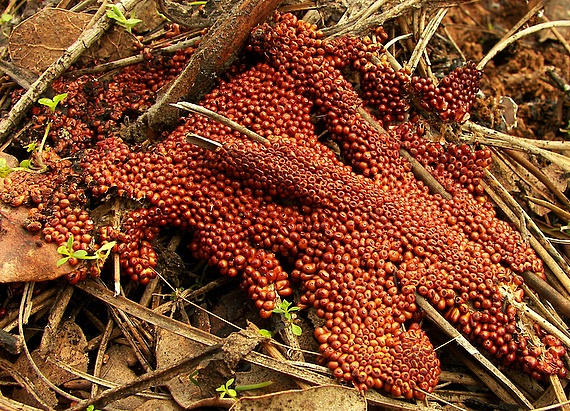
[
  {"xmin": 462, "ymin": 122, "xmax": 570, "ymax": 173},
  {"xmin": 0, "ymin": 0, "xmax": 141, "ymax": 145},
  {"xmin": 415, "ymin": 293, "xmax": 533, "ymax": 410},
  {"xmin": 407, "ymin": 7, "xmax": 450, "ymax": 73},
  {"xmin": 478, "ymin": 20, "xmax": 570, "ymax": 70},
  {"xmin": 173, "ymin": 102, "xmax": 269, "ymax": 145}
]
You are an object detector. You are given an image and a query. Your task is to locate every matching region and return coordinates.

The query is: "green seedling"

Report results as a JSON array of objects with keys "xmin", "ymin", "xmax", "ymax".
[
  {"xmin": 1, "ymin": 13, "xmax": 12, "ymax": 24},
  {"xmin": 273, "ymin": 299, "xmax": 302, "ymax": 336},
  {"xmin": 216, "ymin": 378, "xmax": 237, "ymax": 398},
  {"xmin": 0, "ymin": 158, "xmax": 12, "ymax": 177},
  {"xmin": 216, "ymin": 378, "xmax": 273, "ymax": 399},
  {"xmin": 26, "ymin": 142, "xmax": 38, "ymax": 152},
  {"xmin": 28, "ymin": 93, "xmax": 68, "ymax": 172},
  {"xmin": 86, "ymin": 405, "xmax": 101, "ymax": 411},
  {"xmin": 106, "ymin": 5, "xmax": 142, "ymax": 33},
  {"xmin": 38, "ymin": 93, "xmax": 67, "ymax": 113},
  {"xmin": 258, "ymin": 328, "xmax": 273, "ymax": 338},
  {"xmin": 57, "ymin": 234, "xmax": 116, "ymax": 267}
]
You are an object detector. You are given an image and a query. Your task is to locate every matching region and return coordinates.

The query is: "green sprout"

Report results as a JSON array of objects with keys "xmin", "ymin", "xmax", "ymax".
[
  {"xmin": 273, "ymin": 299, "xmax": 302, "ymax": 336},
  {"xmin": 258, "ymin": 328, "xmax": 273, "ymax": 338},
  {"xmin": 86, "ymin": 405, "xmax": 101, "ymax": 411},
  {"xmin": 106, "ymin": 5, "xmax": 142, "ymax": 33},
  {"xmin": 0, "ymin": 158, "xmax": 12, "ymax": 177},
  {"xmin": 38, "ymin": 93, "xmax": 67, "ymax": 113},
  {"xmin": 57, "ymin": 234, "xmax": 116, "ymax": 267},
  {"xmin": 25, "ymin": 142, "xmax": 38, "ymax": 152},
  {"xmin": 1, "ymin": 13, "xmax": 12, "ymax": 24},
  {"xmin": 216, "ymin": 378, "xmax": 237, "ymax": 398},
  {"xmin": 216, "ymin": 378, "xmax": 273, "ymax": 399}
]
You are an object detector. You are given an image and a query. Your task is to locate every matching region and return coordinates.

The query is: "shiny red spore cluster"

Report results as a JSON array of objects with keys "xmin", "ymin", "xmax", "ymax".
[
  {"xmin": 77, "ymin": 13, "xmax": 567, "ymax": 399},
  {"xmin": 2, "ymin": 12, "xmax": 565, "ymax": 400}
]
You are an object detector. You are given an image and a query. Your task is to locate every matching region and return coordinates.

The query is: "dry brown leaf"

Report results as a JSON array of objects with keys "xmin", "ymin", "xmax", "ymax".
[
  {"xmin": 8, "ymin": 8, "xmax": 139, "ymax": 74},
  {"xmin": 133, "ymin": 398, "xmax": 184, "ymax": 411},
  {"xmin": 229, "ymin": 385, "xmax": 367, "ymax": 411},
  {"xmin": 0, "ymin": 203, "xmax": 74, "ymax": 283},
  {"xmin": 12, "ymin": 320, "xmax": 88, "ymax": 408},
  {"xmin": 155, "ymin": 327, "xmax": 203, "ymax": 408},
  {"xmin": 100, "ymin": 345, "xmax": 146, "ymax": 409},
  {"xmin": 132, "ymin": 0, "xmax": 167, "ymax": 33}
]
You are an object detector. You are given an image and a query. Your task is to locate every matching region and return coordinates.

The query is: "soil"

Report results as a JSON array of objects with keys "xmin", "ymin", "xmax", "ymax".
[{"xmin": 0, "ymin": 0, "xmax": 569, "ymax": 410}]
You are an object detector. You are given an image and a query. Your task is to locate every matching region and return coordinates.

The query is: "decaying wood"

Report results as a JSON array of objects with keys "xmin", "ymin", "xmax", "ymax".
[
  {"xmin": 0, "ymin": 0, "xmax": 140, "ymax": 145},
  {"xmin": 123, "ymin": 0, "xmax": 284, "ymax": 143},
  {"xmin": 415, "ymin": 294, "xmax": 534, "ymax": 410}
]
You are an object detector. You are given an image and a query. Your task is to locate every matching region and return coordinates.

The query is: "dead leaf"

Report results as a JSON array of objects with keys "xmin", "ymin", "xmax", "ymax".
[
  {"xmin": 0, "ymin": 203, "xmax": 75, "ymax": 283},
  {"xmin": 229, "ymin": 385, "xmax": 367, "ymax": 411},
  {"xmin": 12, "ymin": 320, "xmax": 88, "ymax": 408},
  {"xmin": 155, "ymin": 327, "xmax": 204, "ymax": 408},
  {"xmin": 100, "ymin": 345, "xmax": 145, "ymax": 409},
  {"xmin": 133, "ymin": 398, "xmax": 184, "ymax": 411},
  {"xmin": 132, "ymin": 0, "xmax": 167, "ymax": 33},
  {"xmin": 9, "ymin": 8, "xmax": 139, "ymax": 74}
]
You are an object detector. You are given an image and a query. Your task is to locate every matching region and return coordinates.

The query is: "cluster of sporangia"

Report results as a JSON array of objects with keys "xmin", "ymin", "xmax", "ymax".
[{"xmin": 2, "ymin": 12, "xmax": 566, "ymax": 400}]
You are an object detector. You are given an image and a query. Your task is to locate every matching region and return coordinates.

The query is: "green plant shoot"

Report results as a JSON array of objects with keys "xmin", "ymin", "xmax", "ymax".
[
  {"xmin": 1, "ymin": 13, "xmax": 12, "ymax": 24},
  {"xmin": 273, "ymin": 299, "xmax": 302, "ymax": 336},
  {"xmin": 57, "ymin": 234, "xmax": 116, "ymax": 267},
  {"xmin": 216, "ymin": 378, "xmax": 273, "ymax": 399},
  {"xmin": 106, "ymin": 5, "xmax": 142, "ymax": 33},
  {"xmin": 0, "ymin": 158, "xmax": 12, "ymax": 177},
  {"xmin": 38, "ymin": 93, "xmax": 67, "ymax": 113},
  {"xmin": 216, "ymin": 378, "xmax": 237, "ymax": 398}
]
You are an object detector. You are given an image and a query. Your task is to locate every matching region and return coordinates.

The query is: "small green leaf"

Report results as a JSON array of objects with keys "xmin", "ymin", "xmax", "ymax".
[
  {"xmin": 235, "ymin": 380, "xmax": 274, "ymax": 391},
  {"xmin": 0, "ymin": 158, "xmax": 12, "ymax": 177},
  {"xmin": 26, "ymin": 142, "xmax": 38, "ymax": 152},
  {"xmin": 38, "ymin": 93, "xmax": 67, "ymax": 112},
  {"xmin": 56, "ymin": 256, "xmax": 70, "ymax": 267},
  {"xmin": 1, "ymin": 13, "xmax": 12, "ymax": 24},
  {"xmin": 19, "ymin": 159, "xmax": 31, "ymax": 169},
  {"xmin": 272, "ymin": 308, "xmax": 285, "ymax": 314},
  {"xmin": 72, "ymin": 249, "xmax": 89, "ymax": 259},
  {"xmin": 258, "ymin": 329, "xmax": 273, "ymax": 338},
  {"xmin": 291, "ymin": 323, "xmax": 303, "ymax": 336},
  {"xmin": 67, "ymin": 234, "xmax": 74, "ymax": 251}
]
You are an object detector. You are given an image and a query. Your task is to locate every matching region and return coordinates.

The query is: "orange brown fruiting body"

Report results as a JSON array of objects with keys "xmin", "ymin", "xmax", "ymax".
[{"xmin": 2, "ymin": 12, "xmax": 565, "ymax": 400}]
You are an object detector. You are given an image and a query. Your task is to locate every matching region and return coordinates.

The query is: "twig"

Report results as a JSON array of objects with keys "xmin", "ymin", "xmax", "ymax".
[
  {"xmin": 0, "ymin": 288, "xmax": 58, "ymax": 332},
  {"xmin": 415, "ymin": 293, "xmax": 533, "ymax": 409},
  {"xmin": 91, "ymin": 318, "xmax": 114, "ymax": 398},
  {"xmin": 38, "ymin": 284, "xmax": 74, "ymax": 356},
  {"xmin": 503, "ymin": 148, "xmax": 570, "ymax": 210},
  {"xmin": 520, "ymin": 272, "xmax": 570, "ymax": 319},
  {"xmin": 172, "ymin": 102, "xmax": 269, "ymax": 145},
  {"xmin": 462, "ymin": 122, "xmax": 570, "ymax": 173},
  {"xmin": 526, "ymin": 197, "xmax": 570, "ymax": 222},
  {"xmin": 407, "ymin": 7, "xmax": 450, "ymax": 73},
  {"xmin": 18, "ymin": 283, "xmax": 81, "ymax": 404},
  {"xmin": 0, "ymin": 0, "xmax": 141, "ymax": 145},
  {"xmin": 67, "ymin": 36, "xmax": 202, "ymax": 77},
  {"xmin": 482, "ymin": 170, "xmax": 570, "ymax": 295},
  {"xmin": 49, "ymin": 358, "xmax": 170, "ymax": 399},
  {"xmin": 123, "ymin": 0, "xmax": 283, "ymax": 143},
  {"xmin": 323, "ymin": 0, "xmax": 424, "ymax": 38},
  {"xmin": 478, "ymin": 20, "xmax": 570, "ymax": 70},
  {"xmin": 0, "ymin": 358, "xmax": 52, "ymax": 410}
]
